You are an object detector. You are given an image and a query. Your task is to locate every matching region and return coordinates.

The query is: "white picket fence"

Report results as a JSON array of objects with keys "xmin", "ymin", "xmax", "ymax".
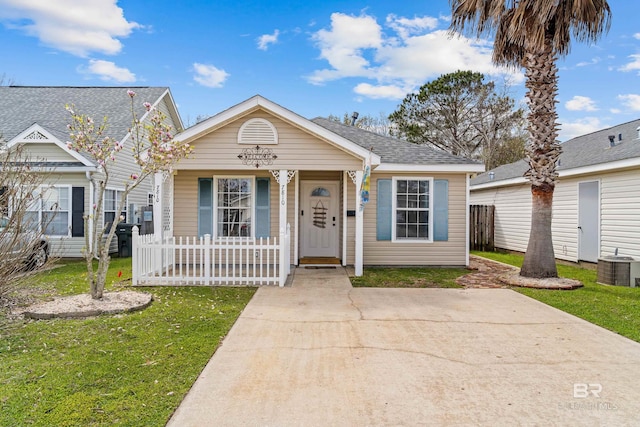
[{"xmin": 132, "ymin": 224, "xmax": 290, "ymax": 286}]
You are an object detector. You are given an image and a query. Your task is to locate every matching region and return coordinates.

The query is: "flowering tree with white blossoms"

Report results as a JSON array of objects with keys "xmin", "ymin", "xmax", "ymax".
[{"xmin": 66, "ymin": 90, "xmax": 192, "ymax": 299}]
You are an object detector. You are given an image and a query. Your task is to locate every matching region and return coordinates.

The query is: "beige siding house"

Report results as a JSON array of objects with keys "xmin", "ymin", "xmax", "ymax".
[
  {"xmin": 155, "ymin": 95, "xmax": 483, "ymax": 280},
  {"xmin": 470, "ymin": 118, "xmax": 640, "ymax": 263},
  {"xmin": 0, "ymin": 86, "xmax": 183, "ymax": 258}
]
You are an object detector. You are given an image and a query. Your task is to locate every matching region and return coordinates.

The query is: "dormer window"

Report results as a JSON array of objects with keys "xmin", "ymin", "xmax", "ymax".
[{"xmin": 238, "ymin": 118, "xmax": 278, "ymax": 145}]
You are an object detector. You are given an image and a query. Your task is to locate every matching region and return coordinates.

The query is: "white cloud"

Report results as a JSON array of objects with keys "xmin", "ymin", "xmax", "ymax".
[
  {"xmin": 308, "ymin": 12, "xmax": 522, "ymax": 97},
  {"xmin": 385, "ymin": 14, "xmax": 439, "ymax": 40},
  {"xmin": 257, "ymin": 29, "xmax": 279, "ymax": 50},
  {"xmin": 634, "ymin": 33, "xmax": 640, "ymax": 40},
  {"xmin": 353, "ymin": 83, "xmax": 408, "ymax": 100},
  {"xmin": 576, "ymin": 57, "xmax": 600, "ymax": 67},
  {"xmin": 617, "ymin": 94, "xmax": 640, "ymax": 111},
  {"xmin": 565, "ymin": 96, "xmax": 597, "ymax": 111},
  {"xmin": 308, "ymin": 13, "xmax": 383, "ymax": 84},
  {"xmin": 0, "ymin": 0, "xmax": 140, "ymax": 57},
  {"xmin": 376, "ymin": 30, "xmax": 522, "ymax": 87},
  {"xmin": 192, "ymin": 63, "xmax": 229, "ymax": 88},
  {"xmin": 619, "ymin": 53, "xmax": 640, "ymax": 74},
  {"xmin": 84, "ymin": 59, "xmax": 135, "ymax": 82},
  {"xmin": 558, "ymin": 117, "xmax": 606, "ymax": 141}
]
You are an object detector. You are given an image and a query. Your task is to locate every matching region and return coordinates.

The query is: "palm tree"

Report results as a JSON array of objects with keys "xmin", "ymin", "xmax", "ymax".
[{"xmin": 449, "ymin": 0, "xmax": 611, "ymax": 278}]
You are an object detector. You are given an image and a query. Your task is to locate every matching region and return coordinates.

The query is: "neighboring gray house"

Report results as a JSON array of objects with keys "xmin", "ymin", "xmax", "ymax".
[
  {"xmin": 470, "ymin": 118, "xmax": 640, "ymax": 263},
  {"xmin": 0, "ymin": 86, "xmax": 183, "ymax": 258}
]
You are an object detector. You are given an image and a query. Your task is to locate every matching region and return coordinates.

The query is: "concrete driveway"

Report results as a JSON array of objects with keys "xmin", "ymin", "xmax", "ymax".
[{"xmin": 167, "ymin": 267, "xmax": 640, "ymax": 426}]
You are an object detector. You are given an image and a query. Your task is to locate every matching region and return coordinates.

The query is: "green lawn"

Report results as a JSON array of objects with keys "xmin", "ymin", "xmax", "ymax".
[
  {"xmin": 351, "ymin": 266, "xmax": 469, "ymax": 288},
  {"xmin": 473, "ymin": 251, "xmax": 640, "ymax": 342},
  {"xmin": 0, "ymin": 258, "xmax": 256, "ymax": 426}
]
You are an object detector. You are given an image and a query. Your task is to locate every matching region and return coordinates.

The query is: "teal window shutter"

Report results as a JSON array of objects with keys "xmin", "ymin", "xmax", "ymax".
[
  {"xmin": 198, "ymin": 178, "xmax": 213, "ymax": 236},
  {"xmin": 376, "ymin": 179, "xmax": 392, "ymax": 240},
  {"xmin": 433, "ymin": 179, "xmax": 448, "ymax": 241},
  {"xmin": 255, "ymin": 177, "xmax": 270, "ymax": 238}
]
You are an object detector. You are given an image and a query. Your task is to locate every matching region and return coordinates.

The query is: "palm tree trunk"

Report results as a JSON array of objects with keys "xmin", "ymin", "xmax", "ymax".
[
  {"xmin": 520, "ymin": 36, "xmax": 560, "ymax": 278},
  {"xmin": 522, "ymin": 185, "xmax": 557, "ymax": 277}
]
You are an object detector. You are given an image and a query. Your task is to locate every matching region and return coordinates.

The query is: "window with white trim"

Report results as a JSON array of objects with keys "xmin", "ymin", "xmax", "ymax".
[
  {"xmin": 104, "ymin": 189, "xmax": 127, "ymax": 232},
  {"xmin": 24, "ymin": 186, "xmax": 71, "ymax": 236},
  {"xmin": 215, "ymin": 177, "xmax": 253, "ymax": 237},
  {"xmin": 392, "ymin": 177, "xmax": 432, "ymax": 241}
]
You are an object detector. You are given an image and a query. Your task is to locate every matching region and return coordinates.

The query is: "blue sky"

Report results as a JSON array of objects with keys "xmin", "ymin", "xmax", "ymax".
[{"xmin": 0, "ymin": 0, "xmax": 638, "ymax": 141}]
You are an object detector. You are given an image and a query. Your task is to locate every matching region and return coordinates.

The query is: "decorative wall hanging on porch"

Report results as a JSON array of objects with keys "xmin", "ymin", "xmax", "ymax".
[
  {"xmin": 313, "ymin": 200, "xmax": 327, "ymax": 228},
  {"xmin": 238, "ymin": 145, "xmax": 277, "ymax": 168}
]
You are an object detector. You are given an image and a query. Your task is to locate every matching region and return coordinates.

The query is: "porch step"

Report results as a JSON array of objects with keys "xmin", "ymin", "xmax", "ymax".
[{"xmin": 299, "ymin": 257, "xmax": 341, "ymax": 265}]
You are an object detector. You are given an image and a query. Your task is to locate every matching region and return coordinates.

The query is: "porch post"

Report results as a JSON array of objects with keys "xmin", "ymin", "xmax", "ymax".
[
  {"xmin": 278, "ymin": 169, "xmax": 288, "ymax": 287},
  {"xmin": 153, "ymin": 172, "xmax": 163, "ymax": 239},
  {"xmin": 465, "ymin": 173, "xmax": 471, "ymax": 267},
  {"xmin": 342, "ymin": 172, "xmax": 348, "ymax": 266},
  {"xmin": 278, "ymin": 169, "xmax": 288, "ymax": 241},
  {"xmin": 354, "ymin": 170, "xmax": 364, "ymax": 276},
  {"xmin": 294, "ymin": 171, "xmax": 299, "ymax": 266}
]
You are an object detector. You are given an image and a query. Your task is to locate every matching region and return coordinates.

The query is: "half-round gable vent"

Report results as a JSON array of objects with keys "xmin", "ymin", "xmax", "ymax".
[{"xmin": 238, "ymin": 118, "xmax": 278, "ymax": 145}]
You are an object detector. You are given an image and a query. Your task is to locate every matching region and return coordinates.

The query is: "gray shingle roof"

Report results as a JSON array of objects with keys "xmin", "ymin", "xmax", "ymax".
[
  {"xmin": 0, "ymin": 86, "xmax": 170, "ymax": 160},
  {"xmin": 311, "ymin": 117, "xmax": 481, "ymax": 166},
  {"xmin": 472, "ymin": 118, "xmax": 640, "ymax": 185}
]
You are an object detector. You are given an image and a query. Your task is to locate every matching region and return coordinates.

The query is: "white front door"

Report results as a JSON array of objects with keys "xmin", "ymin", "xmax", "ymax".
[{"xmin": 300, "ymin": 181, "xmax": 339, "ymax": 258}]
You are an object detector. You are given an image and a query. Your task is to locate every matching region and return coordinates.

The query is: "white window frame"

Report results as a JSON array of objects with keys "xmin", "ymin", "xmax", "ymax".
[
  {"xmin": 24, "ymin": 185, "xmax": 72, "ymax": 237},
  {"xmin": 213, "ymin": 176, "xmax": 255, "ymax": 239},
  {"xmin": 103, "ymin": 188, "xmax": 127, "ymax": 233},
  {"xmin": 392, "ymin": 176, "xmax": 433, "ymax": 243}
]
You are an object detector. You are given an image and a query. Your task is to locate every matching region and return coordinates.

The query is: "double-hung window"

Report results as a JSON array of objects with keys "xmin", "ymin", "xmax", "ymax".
[
  {"xmin": 393, "ymin": 177, "xmax": 432, "ymax": 241},
  {"xmin": 25, "ymin": 186, "xmax": 71, "ymax": 236},
  {"xmin": 216, "ymin": 177, "xmax": 253, "ymax": 237},
  {"xmin": 104, "ymin": 189, "xmax": 126, "ymax": 232}
]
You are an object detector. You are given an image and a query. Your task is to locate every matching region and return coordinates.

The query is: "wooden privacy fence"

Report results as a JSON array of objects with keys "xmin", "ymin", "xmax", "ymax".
[
  {"xmin": 132, "ymin": 224, "xmax": 291, "ymax": 287},
  {"xmin": 470, "ymin": 205, "xmax": 495, "ymax": 251}
]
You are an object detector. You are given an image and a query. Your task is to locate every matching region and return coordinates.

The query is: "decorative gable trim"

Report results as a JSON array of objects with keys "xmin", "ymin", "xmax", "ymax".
[
  {"xmin": 7, "ymin": 123, "xmax": 95, "ymax": 168},
  {"xmin": 24, "ymin": 130, "xmax": 49, "ymax": 140},
  {"xmin": 238, "ymin": 118, "xmax": 278, "ymax": 145}
]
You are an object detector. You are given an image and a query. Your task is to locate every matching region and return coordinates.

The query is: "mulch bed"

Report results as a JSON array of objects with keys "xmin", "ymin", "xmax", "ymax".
[{"xmin": 456, "ymin": 256, "xmax": 517, "ymax": 289}]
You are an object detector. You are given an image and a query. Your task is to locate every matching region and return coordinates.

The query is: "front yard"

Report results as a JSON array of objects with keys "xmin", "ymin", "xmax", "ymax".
[
  {"xmin": 0, "ymin": 258, "xmax": 256, "ymax": 426},
  {"xmin": 2, "ymin": 252, "xmax": 639, "ymax": 425}
]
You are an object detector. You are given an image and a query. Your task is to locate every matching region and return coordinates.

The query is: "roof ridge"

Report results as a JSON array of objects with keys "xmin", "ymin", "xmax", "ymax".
[
  {"xmin": 6, "ymin": 85, "xmax": 160, "ymax": 89},
  {"xmin": 562, "ymin": 117, "xmax": 640, "ymax": 143}
]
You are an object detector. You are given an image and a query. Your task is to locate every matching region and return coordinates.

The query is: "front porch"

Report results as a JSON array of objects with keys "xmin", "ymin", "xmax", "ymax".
[{"xmin": 134, "ymin": 168, "xmax": 366, "ymax": 287}]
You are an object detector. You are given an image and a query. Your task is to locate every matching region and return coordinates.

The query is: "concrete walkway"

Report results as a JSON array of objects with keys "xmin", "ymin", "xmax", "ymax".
[{"xmin": 167, "ymin": 267, "xmax": 640, "ymax": 426}]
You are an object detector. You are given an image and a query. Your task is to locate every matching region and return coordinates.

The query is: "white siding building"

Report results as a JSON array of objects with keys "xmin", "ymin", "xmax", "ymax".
[{"xmin": 470, "ymin": 118, "xmax": 640, "ymax": 263}]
